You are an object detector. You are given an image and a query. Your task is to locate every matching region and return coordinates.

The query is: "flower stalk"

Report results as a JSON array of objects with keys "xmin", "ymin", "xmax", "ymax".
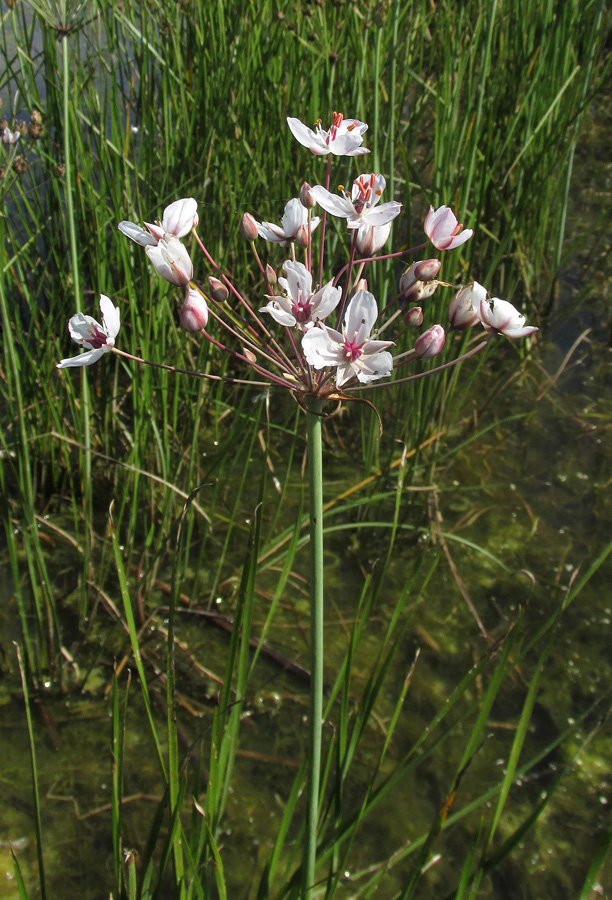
[{"xmin": 304, "ymin": 395, "xmax": 325, "ymax": 900}]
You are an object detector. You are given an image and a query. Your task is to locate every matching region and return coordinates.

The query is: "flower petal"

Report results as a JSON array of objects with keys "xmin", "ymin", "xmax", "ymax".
[
  {"xmin": 57, "ymin": 348, "xmax": 105, "ymax": 368},
  {"xmin": 99, "ymin": 294, "xmax": 121, "ymax": 338},
  {"xmin": 310, "ymin": 186, "xmax": 354, "ymax": 218},
  {"xmin": 118, "ymin": 221, "xmax": 157, "ymax": 246}
]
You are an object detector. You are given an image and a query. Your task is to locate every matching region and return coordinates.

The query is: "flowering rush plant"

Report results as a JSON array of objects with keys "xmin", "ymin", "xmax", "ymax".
[
  {"xmin": 57, "ymin": 111, "xmax": 537, "ymax": 395},
  {"xmin": 56, "ymin": 111, "xmax": 538, "ymax": 900}
]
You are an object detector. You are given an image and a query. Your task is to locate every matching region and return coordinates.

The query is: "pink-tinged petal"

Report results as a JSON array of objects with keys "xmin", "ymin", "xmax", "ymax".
[
  {"xmin": 147, "ymin": 237, "xmax": 193, "ymax": 286},
  {"xmin": 361, "ymin": 339, "xmax": 394, "ymax": 354},
  {"xmin": 302, "ymin": 327, "xmax": 344, "ymax": 368},
  {"xmin": 344, "ymin": 290, "xmax": 378, "ymax": 343},
  {"xmin": 259, "ymin": 301, "xmax": 297, "ymax": 327},
  {"xmin": 287, "ymin": 117, "xmax": 327, "ymax": 154},
  {"xmin": 448, "ymin": 284, "xmax": 480, "ymax": 329},
  {"xmin": 444, "ymin": 229, "xmax": 473, "ymax": 250},
  {"xmin": 57, "ymin": 348, "xmax": 105, "ymax": 369},
  {"xmin": 310, "ymin": 185, "xmax": 354, "ymax": 217},
  {"xmin": 311, "ymin": 282, "xmax": 342, "ymax": 320},
  {"xmin": 281, "ymin": 198, "xmax": 306, "ymax": 236},
  {"xmin": 477, "ymin": 294, "xmax": 538, "ymax": 338},
  {"xmin": 257, "ymin": 221, "xmax": 289, "ymax": 243},
  {"xmin": 502, "ymin": 324, "xmax": 539, "ymax": 338},
  {"xmin": 180, "ymin": 287, "xmax": 209, "ymax": 331},
  {"xmin": 414, "ymin": 324, "xmax": 446, "ymax": 358},
  {"xmin": 282, "ymin": 260, "xmax": 313, "ymax": 301},
  {"xmin": 68, "ymin": 313, "xmax": 100, "ymax": 346},
  {"xmin": 354, "ymin": 201, "xmax": 401, "ymax": 228},
  {"xmin": 143, "ymin": 221, "xmax": 165, "ymax": 242},
  {"xmin": 162, "ymin": 198, "xmax": 198, "ymax": 238},
  {"xmin": 99, "ymin": 294, "xmax": 121, "ymax": 339},
  {"xmin": 118, "ymin": 221, "xmax": 157, "ymax": 247},
  {"xmin": 424, "ymin": 205, "xmax": 473, "ymax": 251},
  {"xmin": 355, "ymin": 349, "xmax": 393, "ymax": 383},
  {"xmin": 356, "ymin": 222, "xmax": 391, "ymax": 255}
]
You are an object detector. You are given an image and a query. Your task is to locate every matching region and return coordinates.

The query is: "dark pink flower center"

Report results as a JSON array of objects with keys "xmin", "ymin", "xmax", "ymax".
[
  {"xmin": 343, "ymin": 335, "xmax": 364, "ymax": 362},
  {"xmin": 351, "ymin": 174, "xmax": 382, "ymax": 215},
  {"xmin": 86, "ymin": 324, "xmax": 109, "ymax": 349},
  {"xmin": 290, "ymin": 288, "xmax": 313, "ymax": 323}
]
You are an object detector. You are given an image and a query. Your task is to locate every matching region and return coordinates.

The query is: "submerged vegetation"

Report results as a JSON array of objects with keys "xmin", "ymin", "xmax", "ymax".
[{"xmin": 1, "ymin": 0, "xmax": 611, "ymax": 897}]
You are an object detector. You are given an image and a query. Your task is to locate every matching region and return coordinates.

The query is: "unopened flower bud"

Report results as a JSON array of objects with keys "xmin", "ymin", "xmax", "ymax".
[
  {"xmin": 402, "ymin": 279, "xmax": 440, "ymax": 306},
  {"xmin": 28, "ymin": 114, "xmax": 45, "ymax": 140},
  {"xmin": 300, "ymin": 182, "xmax": 316, "ymax": 208},
  {"xmin": 240, "ymin": 212, "xmax": 259, "ymax": 242},
  {"xmin": 243, "ymin": 348, "xmax": 257, "ymax": 364},
  {"xmin": 180, "ymin": 287, "xmax": 209, "ymax": 331},
  {"xmin": 414, "ymin": 258, "xmax": 441, "ymax": 282},
  {"xmin": 404, "ymin": 306, "xmax": 423, "ymax": 327},
  {"xmin": 448, "ymin": 284, "xmax": 480, "ymax": 329},
  {"xmin": 208, "ymin": 275, "xmax": 228, "ymax": 303},
  {"xmin": 414, "ymin": 324, "xmax": 445, "ymax": 359},
  {"xmin": 398, "ymin": 262, "xmax": 418, "ymax": 294},
  {"xmin": 294, "ymin": 224, "xmax": 309, "ymax": 248},
  {"xmin": 13, "ymin": 155, "xmax": 28, "ymax": 175},
  {"xmin": 265, "ymin": 264, "xmax": 277, "ymax": 285}
]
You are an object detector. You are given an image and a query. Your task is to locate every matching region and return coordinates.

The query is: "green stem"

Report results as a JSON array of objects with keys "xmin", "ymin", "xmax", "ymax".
[
  {"xmin": 61, "ymin": 31, "xmax": 91, "ymax": 618},
  {"xmin": 303, "ymin": 396, "xmax": 324, "ymax": 899}
]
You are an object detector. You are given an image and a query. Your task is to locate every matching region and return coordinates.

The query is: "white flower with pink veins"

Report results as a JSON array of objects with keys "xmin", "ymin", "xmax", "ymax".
[
  {"xmin": 310, "ymin": 174, "xmax": 401, "ymax": 231},
  {"xmin": 472, "ymin": 283, "xmax": 538, "ymax": 338},
  {"xmin": 57, "ymin": 294, "xmax": 120, "ymax": 368},
  {"xmin": 256, "ymin": 198, "xmax": 320, "ymax": 245},
  {"xmin": 260, "ymin": 260, "xmax": 341, "ymax": 330},
  {"xmin": 302, "ymin": 290, "xmax": 393, "ymax": 387},
  {"xmin": 287, "ymin": 112, "xmax": 370, "ymax": 157}
]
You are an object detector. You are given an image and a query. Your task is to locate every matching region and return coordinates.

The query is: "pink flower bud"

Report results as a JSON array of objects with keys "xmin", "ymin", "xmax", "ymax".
[
  {"xmin": 265, "ymin": 264, "xmax": 277, "ymax": 285},
  {"xmin": 404, "ymin": 306, "xmax": 423, "ymax": 327},
  {"xmin": 300, "ymin": 182, "xmax": 316, "ymax": 208},
  {"xmin": 448, "ymin": 284, "xmax": 480, "ymax": 329},
  {"xmin": 243, "ymin": 348, "xmax": 257, "ymax": 364},
  {"xmin": 208, "ymin": 276, "xmax": 228, "ymax": 303},
  {"xmin": 240, "ymin": 212, "xmax": 259, "ymax": 242},
  {"xmin": 414, "ymin": 258, "xmax": 441, "ymax": 282},
  {"xmin": 294, "ymin": 224, "xmax": 309, "ymax": 248},
  {"xmin": 414, "ymin": 324, "xmax": 445, "ymax": 358},
  {"xmin": 180, "ymin": 287, "xmax": 209, "ymax": 331}
]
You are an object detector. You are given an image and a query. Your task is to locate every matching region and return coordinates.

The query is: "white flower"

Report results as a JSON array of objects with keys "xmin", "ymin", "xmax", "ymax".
[
  {"xmin": 260, "ymin": 260, "xmax": 341, "ymax": 329},
  {"xmin": 256, "ymin": 198, "xmax": 320, "ymax": 245},
  {"xmin": 302, "ymin": 289, "xmax": 393, "ymax": 387},
  {"xmin": 287, "ymin": 112, "xmax": 369, "ymax": 157},
  {"xmin": 424, "ymin": 205, "xmax": 473, "ymax": 250},
  {"xmin": 145, "ymin": 235, "xmax": 193, "ymax": 286},
  {"xmin": 118, "ymin": 197, "xmax": 198, "ymax": 246},
  {"xmin": 57, "ymin": 294, "xmax": 120, "ymax": 368},
  {"xmin": 472, "ymin": 285, "xmax": 538, "ymax": 338},
  {"xmin": 2, "ymin": 127, "xmax": 20, "ymax": 145},
  {"xmin": 310, "ymin": 174, "xmax": 401, "ymax": 230}
]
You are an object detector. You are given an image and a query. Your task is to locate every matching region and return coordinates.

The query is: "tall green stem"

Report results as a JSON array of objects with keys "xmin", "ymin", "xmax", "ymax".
[
  {"xmin": 61, "ymin": 30, "xmax": 91, "ymax": 616},
  {"xmin": 303, "ymin": 397, "xmax": 324, "ymax": 899}
]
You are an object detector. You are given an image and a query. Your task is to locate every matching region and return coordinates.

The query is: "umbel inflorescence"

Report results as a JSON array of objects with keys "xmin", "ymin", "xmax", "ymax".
[{"xmin": 57, "ymin": 112, "xmax": 537, "ymax": 400}]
